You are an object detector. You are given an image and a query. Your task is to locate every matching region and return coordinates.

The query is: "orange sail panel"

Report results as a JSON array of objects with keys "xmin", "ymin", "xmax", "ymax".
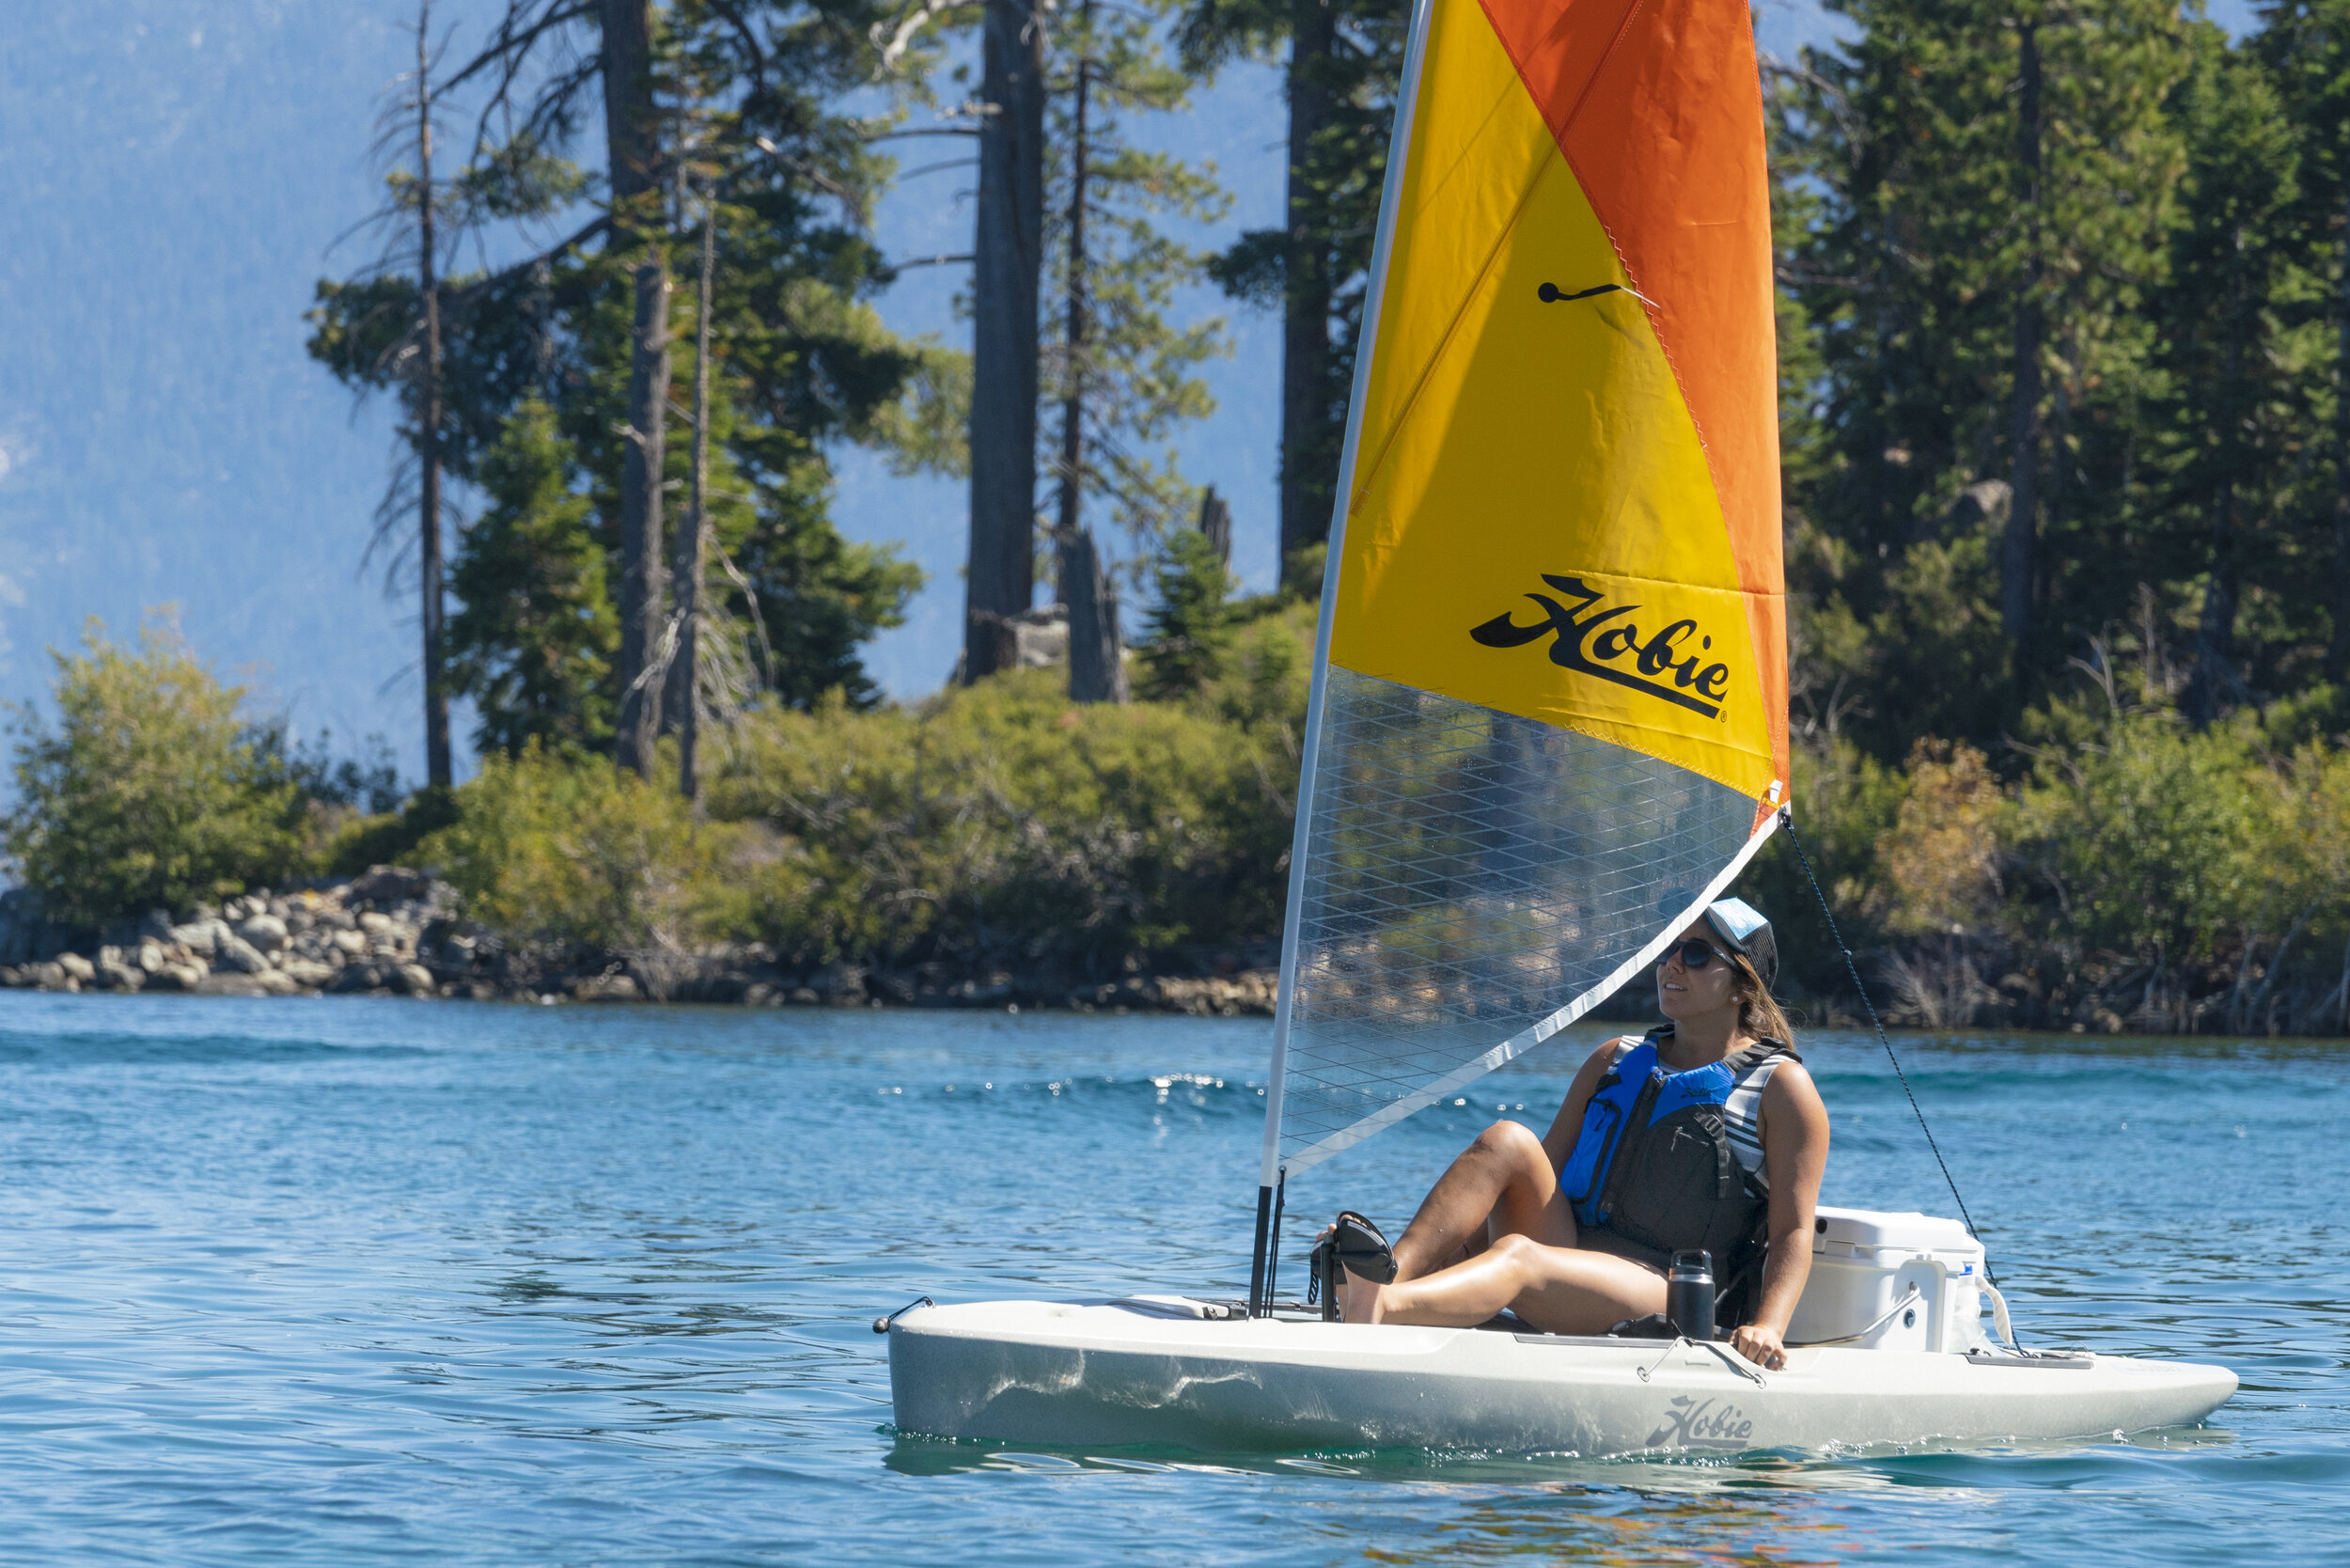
[{"xmin": 1329, "ymin": 0, "xmax": 1785, "ymax": 808}]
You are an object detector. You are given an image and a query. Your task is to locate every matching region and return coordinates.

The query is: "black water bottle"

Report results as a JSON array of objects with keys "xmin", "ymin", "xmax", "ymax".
[{"xmin": 1667, "ymin": 1249, "xmax": 1716, "ymax": 1341}]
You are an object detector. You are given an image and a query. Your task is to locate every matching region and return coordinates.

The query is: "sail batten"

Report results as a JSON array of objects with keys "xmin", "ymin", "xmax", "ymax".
[{"xmin": 1255, "ymin": 0, "xmax": 1785, "ymax": 1251}]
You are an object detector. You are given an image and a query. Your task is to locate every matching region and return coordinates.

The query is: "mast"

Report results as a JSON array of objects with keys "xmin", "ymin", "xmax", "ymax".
[{"xmin": 1250, "ymin": 0, "xmax": 1437, "ymax": 1317}]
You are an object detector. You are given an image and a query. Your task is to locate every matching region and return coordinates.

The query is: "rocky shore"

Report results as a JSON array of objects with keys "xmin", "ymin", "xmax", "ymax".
[{"xmin": 0, "ymin": 870, "xmax": 1280, "ymax": 1016}]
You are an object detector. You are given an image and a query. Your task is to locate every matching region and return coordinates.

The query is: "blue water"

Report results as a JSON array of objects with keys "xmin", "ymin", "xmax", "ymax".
[{"xmin": 0, "ymin": 995, "xmax": 2340, "ymax": 1565}]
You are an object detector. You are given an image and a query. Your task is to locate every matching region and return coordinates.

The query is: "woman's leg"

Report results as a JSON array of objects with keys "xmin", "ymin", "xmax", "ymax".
[
  {"xmin": 1356, "ymin": 1233, "xmax": 1668, "ymax": 1333},
  {"xmin": 1337, "ymin": 1121, "xmax": 1575, "ymax": 1323},
  {"xmin": 1392, "ymin": 1120, "xmax": 1576, "ymax": 1279}
]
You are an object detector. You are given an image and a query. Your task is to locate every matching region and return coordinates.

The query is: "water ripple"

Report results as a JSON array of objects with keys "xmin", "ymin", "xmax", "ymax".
[{"xmin": 0, "ymin": 991, "xmax": 2337, "ymax": 1564}]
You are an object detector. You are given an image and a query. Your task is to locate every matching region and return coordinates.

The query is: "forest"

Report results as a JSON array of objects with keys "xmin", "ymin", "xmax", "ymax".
[{"xmin": 11, "ymin": 0, "xmax": 2350, "ymax": 1034}]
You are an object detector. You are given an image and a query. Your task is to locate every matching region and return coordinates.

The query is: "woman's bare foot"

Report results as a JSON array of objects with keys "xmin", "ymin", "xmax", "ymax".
[{"xmin": 1338, "ymin": 1265, "xmax": 1386, "ymax": 1324}]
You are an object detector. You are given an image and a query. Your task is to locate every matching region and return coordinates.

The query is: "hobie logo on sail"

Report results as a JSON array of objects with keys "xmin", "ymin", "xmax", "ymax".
[{"xmin": 1469, "ymin": 574, "xmax": 1731, "ymax": 718}]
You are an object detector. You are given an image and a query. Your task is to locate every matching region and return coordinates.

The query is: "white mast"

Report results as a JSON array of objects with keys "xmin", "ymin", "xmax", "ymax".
[{"xmin": 1249, "ymin": 0, "xmax": 1438, "ymax": 1315}]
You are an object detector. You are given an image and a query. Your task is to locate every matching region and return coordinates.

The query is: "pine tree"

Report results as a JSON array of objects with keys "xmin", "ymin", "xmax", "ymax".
[
  {"xmin": 1042, "ymin": 0, "xmax": 1230, "ymax": 702},
  {"xmin": 446, "ymin": 399, "xmax": 619, "ymax": 755},
  {"xmin": 300, "ymin": 2, "xmax": 482, "ymax": 790},
  {"xmin": 2258, "ymin": 0, "xmax": 2350, "ymax": 682},
  {"xmin": 317, "ymin": 0, "xmax": 936, "ymax": 764},
  {"xmin": 2154, "ymin": 35, "xmax": 2314, "ymax": 724},
  {"xmin": 1181, "ymin": 0, "xmax": 1410, "ymax": 590},
  {"xmin": 1772, "ymin": 0, "xmax": 2191, "ymax": 753},
  {"xmin": 1136, "ymin": 518, "xmax": 1236, "ymax": 701}
]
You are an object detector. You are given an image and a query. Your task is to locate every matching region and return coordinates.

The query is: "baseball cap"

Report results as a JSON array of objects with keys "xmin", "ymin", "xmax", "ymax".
[{"xmin": 1701, "ymin": 897, "xmax": 1778, "ymax": 990}]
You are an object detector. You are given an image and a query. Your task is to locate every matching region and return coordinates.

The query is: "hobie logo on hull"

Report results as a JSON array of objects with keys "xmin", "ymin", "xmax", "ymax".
[
  {"xmin": 1469, "ymin": 574, "xmax": 1732, "ymax": 718},
  {"xmin": 1646, "ymin": 1394, "xmax": 1755, "ymax": 1450}
]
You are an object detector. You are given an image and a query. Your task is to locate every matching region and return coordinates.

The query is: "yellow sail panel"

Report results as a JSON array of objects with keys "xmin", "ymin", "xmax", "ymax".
[{"xmin": 1327, "ymin": 0, "xmax": 1781, "ymax": 803}]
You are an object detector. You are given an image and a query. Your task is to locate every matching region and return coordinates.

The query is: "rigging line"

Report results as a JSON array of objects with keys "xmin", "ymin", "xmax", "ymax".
[{"xmin": 1778, "ymin": 806, "xmax": 2013, "ymax": 1324}]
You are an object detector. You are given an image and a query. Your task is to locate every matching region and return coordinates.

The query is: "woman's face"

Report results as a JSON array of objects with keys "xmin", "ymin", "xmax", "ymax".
[{"xmin": 1654, "ymin": 921, "xmax": 1740, "ymax": 1024}]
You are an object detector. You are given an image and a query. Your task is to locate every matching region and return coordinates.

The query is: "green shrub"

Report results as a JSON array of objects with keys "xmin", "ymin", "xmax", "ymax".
[
  {"xmin": 421, "ymin": 743, "xmax": 761, "ymax": 953},
  {"xmin": 2006, "ymin": 706, "xmax": 2262, "ymax": 971},
  {"xmin": 702, "ymin": 666, "xmax": 1295, "ymax": 969},
  {"xmin": 320, "ymin": 785, "xmax": 461, "ymax": 878},
  {"xmin": 1738, "ymin": 732, "xmax": 1906, "ymax": 998},
  {"xmin": 3, "ymin": 619, "xmax": 306, "ymax": 926}
]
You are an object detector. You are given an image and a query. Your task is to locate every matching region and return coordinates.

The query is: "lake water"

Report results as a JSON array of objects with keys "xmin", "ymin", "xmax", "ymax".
[{"xmin": 0, "ymin": 995, "xmax": 2339, "ymax": 1565}]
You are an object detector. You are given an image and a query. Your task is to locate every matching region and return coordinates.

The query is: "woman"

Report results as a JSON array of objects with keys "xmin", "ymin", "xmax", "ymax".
[{"xmin": 1321, "ymin": 897, "xmax": 1828, "ymax": 1371}]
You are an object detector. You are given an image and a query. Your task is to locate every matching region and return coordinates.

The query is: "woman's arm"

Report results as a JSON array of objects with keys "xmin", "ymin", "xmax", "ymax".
[
  {"xmin": 1540, "ymin": 1038, "xmax": 1629, "ymax": 1171},
  {"xmin": 1728, "ymin": 1059, "xmax": 1829, "ymax": 1370}
]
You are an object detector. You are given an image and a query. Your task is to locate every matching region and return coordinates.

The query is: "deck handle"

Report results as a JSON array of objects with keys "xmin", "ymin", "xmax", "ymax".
[{"xmin": 872, "ymin": 1295, "xmax": 934, "ymax": 1334}]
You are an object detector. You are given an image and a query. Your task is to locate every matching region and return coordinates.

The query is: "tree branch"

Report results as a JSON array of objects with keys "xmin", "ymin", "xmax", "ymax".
[{"xmin": 872, "ymin": 0, "xmax": 960, "ymax": 74}]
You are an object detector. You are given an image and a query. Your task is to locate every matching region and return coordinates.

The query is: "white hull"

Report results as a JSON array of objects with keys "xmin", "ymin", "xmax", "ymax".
[{"xmin": 886, "ymin": 1299, "xmax": 2236, "ymax": 1456}]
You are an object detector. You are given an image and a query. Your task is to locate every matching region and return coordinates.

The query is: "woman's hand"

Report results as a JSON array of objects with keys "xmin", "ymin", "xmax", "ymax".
[{"xmin": 1728, "ymin": 1323, "xmax": 1787, "ymax": 1370}]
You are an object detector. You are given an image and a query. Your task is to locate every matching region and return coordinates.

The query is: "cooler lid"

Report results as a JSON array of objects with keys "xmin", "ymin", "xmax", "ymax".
[{"xmin": 1812, "ymin": 1206, "xmax": 1982, "ymax": 1254}]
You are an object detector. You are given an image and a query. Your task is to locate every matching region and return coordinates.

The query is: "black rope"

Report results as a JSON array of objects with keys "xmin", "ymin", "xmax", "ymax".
[{"xmin": 1778, "ymin": 808, "xmax": 2009, "ymax": 1308}]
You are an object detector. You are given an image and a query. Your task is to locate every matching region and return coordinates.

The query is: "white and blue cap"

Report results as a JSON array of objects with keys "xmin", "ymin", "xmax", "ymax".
[{"xmin": 1701, "ymin": 897, "xmax": 1778, "ymax": 990}]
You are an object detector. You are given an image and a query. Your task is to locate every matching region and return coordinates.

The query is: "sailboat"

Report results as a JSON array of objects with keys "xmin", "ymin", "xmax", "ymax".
[{"xmin": 884, "ymin": 0, "xmax": 2235, "ymax": 1454}]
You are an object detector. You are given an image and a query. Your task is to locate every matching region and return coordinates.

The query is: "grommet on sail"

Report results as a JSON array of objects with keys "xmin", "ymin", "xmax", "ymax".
[{"xmin": 1251, "ymin": 0, "xmax": 1791, "ymax": 1307}]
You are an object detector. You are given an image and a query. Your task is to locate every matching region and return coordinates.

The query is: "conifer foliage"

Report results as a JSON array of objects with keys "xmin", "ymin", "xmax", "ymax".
[
  {"xmin": 309, "ymin": 0, "xmax": 936, "ymax": 774},
  {"xmin": 1765, "ymin": 0, "xmax": 2350, "ymax": 754},
  {"xmin": 1042, "ymin": 0, "xmax": 1231, "ymax": 702}
]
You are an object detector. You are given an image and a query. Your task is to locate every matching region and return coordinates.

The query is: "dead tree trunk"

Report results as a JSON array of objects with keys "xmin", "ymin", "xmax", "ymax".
[
  {"xmin": 603, "ymin": 0, "xmax": 670, "ymax": 775},
  {"xmin": 2331, "ymin": 181, "xmax": 2350, "ymax": 683},
  {"xmin": 1064, "ymin": 529, "xmax": 1126, "ymax": 702},
  {"xmin": 2001, "ymin": 22, "xmax": 2042, "ymax": 669},
  {"xmin": 674, "ymin": 195, "xmax": 716, "ymax": 802},
  {"xmin": 1054, "ymin": 29, "xmax": 1125, "ymax": 704},
  {"xmin": 964, "ymin": 0, "xmax": 1047, "ymax": 682},
  {"xmin": 1198, "ymin": 483, "xmax": 1232, "ymax": 568},
  {"xmin": 414, "ymin": 5, "xmax": 451, "ymax": 789},
  {"xmin": 1277, "ymin": 0, "xmax": 1335, "ymax": 588}
]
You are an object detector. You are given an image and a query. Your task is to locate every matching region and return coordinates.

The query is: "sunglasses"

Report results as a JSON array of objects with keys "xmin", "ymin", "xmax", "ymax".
[{"xmin": 1657, "ymin": 938, "xmax": 1733, "ymax": 972}]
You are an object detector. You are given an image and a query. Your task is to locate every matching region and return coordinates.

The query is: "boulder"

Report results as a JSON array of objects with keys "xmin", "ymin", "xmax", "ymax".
[
  {"xmin": 328, "ymin": 962, "xmax": 385, "ymax": 995},
  {"xmin": 97, "ymin": 957, "xmax": 147, "ymax": 993},
  {"xmin": 278, "ymin": 958, "xmax": 336, "ymax": 989},
  {"xmin": 213, "ymin": 935, "xmax": 274, "ymax": 976},
  {"xmin": 143, "ymin": 962, "xmax": 197, "ymax": 992},
  {"xmin": 55, "ymin": 952, "xmax": 96, "ymax": 985},
  {"xmin": 196, "ymin": 973, "xmax": 269, "ymax": 996},
  {"xmin": 251, "ymin": 968, "xmax": 302, "ymax": 996},
  {"xmin": 136, "ymin": 941, "xmax": 165, "ymax": 973},
  {"xmin": 809, "ymin": 963, "xmax": 868, "ymax": 1006},
  {"xmin": 23, "ymin": 961, "xmax": 72, "ymax": 991},
  {"xmin": 390, "ymin": 963, "xmax": 437, "ymax": 996},
  {"xmin": 572, "ymin": 973, "xmax": 640, "ymax": 1002},
  {"xmin": 349, "ymin": 866, "xmax": 435, "ymax": 906},
  {"xmin": 236, "ymin": 914, "xmax": 288, "ymax": 953},
  {"xmin": 168, "ymin": 919, "xmax": 231, "ymax": 958},
  {"xmin": 330, "ymin": 929, "xmax": 369, "ymax": 959}
]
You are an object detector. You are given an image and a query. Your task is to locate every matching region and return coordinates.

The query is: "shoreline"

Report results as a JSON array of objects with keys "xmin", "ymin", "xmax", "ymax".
[{"xmin": 0, "ymin": 868, "xmax": 1283, "ymax": 1018}]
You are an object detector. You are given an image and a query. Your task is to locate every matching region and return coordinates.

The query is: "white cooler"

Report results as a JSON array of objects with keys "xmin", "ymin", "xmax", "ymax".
[{"xmin": 1784, "ymin": 1206, "xmax": 1991, "ymax": 1352}]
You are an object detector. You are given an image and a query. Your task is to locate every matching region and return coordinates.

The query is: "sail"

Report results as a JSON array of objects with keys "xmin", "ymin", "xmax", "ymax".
[{"xmin": 1258, "ymin": 0, "xmax": 1789, "ymax": 1206}]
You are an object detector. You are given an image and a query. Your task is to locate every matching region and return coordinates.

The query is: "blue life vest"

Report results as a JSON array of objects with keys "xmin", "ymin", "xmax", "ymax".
[{"xmin": 1557, "ymin": 1028, "xmax": 1795, "ymax": 1278}]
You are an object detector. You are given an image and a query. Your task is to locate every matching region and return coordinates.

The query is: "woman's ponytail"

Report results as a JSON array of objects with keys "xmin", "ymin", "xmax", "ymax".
[{"xmin": 1730, "ymin": 951, "xmax": 1796, "ymax": 1048}]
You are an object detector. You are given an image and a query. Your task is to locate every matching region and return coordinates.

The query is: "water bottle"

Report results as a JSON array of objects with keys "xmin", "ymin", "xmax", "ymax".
[{"xmin": 1667, "ymin": 1249, "xmax": 1716, "ymax": 1340}]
